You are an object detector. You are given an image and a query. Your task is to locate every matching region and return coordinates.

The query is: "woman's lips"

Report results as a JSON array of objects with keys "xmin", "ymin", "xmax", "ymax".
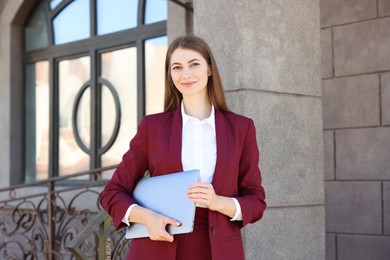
[{"xmin": 181, "ymin": 81, "xmax": 196, "ymax": 87}]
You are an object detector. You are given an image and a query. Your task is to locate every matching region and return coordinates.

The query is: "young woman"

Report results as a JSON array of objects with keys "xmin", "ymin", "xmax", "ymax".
[{"xmin": 100, "ymin": 35, "xmax": 266, "ymax": 260}]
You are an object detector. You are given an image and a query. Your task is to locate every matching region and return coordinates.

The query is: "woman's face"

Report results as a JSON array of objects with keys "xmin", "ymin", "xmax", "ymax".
[{"xmin": 170, "ymin": 48, "xmax": 211, "ymax": 101}]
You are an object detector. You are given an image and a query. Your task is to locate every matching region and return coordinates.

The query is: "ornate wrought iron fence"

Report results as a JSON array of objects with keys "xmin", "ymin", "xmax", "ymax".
[{"xmin": 0, "ymin": 166, "xmax": 130, "ymax": 259}]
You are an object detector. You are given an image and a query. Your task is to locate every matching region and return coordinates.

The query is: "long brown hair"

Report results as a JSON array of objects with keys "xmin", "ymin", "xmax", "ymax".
[{"xmin": 164, "ymin": 35, "xmax": 230, "ymax": 112}]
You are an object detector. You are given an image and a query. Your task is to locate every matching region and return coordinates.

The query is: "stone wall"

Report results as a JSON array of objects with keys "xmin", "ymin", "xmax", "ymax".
[
  {"xmin": 194, "ymin": 1, "xmax": 325, "ymax": 259},
  {"xmin": 320, "ymin": 0, "xmax": 390, "ymax": 259},
  {"xmin": 0, "ymin": 0, "xmax": 19, "ymax": 188}
]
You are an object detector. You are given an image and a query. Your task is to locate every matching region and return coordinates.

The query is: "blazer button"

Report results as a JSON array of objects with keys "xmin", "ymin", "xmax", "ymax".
[{"xmin": 211, "ymin": 227, "xmax": 216, "ymax": 236}]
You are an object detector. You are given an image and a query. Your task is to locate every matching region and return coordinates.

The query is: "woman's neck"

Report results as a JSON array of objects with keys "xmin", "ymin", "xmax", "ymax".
[{"xmin": 182, "ymin": 97, "xmax": 212, "ymax": 120}]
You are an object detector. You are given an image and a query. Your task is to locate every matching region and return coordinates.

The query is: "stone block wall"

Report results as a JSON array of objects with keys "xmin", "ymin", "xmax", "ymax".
[
  {"xmin": 320, "ymin": 0, "xmax": 390, "ymax": 259},
  {"xmin": 195, "ymin": 1, "xmax": 325, "ymax": 259}
]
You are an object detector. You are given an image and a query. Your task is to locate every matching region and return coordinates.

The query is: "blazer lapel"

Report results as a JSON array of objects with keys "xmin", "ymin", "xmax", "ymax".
[
  {"xmin": 212, "ymin": 110, "xmax": 229, "ymax": 195},
  {"xmin": 168, "ymin": 106, "xmax": 184, "ymax": 173}
]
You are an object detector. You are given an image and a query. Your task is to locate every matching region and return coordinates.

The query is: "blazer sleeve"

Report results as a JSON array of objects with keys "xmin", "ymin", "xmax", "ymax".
[
  {"xmin": 100, "ymin": 116, "xmax": 149, "ymax": 230},
  {"xmin": 236, "ymin": 119, "xmax": 266, "ymax": 227}
]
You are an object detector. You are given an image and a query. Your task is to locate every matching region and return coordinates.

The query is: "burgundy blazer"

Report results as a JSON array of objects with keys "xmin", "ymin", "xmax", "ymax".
[{"xmin": 100, "ymin": 106, "xmax": 266, "ymax": 260}]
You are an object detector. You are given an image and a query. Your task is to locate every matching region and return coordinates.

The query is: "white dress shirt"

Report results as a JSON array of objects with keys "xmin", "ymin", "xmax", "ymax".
[
  {"xmin": 122, "ymin": 103, "xmax": 242, "ymax": 225},
  {"xmin": 181, "ymin": 102, "xmax": 216, "ymax": 184}
]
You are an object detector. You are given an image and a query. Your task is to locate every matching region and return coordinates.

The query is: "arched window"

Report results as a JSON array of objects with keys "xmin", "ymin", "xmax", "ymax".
[{"xmin": 24, "ymin": 0, "xmax": 167, "ymax": 182}]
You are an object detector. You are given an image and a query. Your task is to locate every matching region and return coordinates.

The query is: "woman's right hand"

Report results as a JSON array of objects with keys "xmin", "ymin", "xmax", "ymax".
[{"xmin": 129, "ymin": 205, "xmax": 181, "ymax": 242}]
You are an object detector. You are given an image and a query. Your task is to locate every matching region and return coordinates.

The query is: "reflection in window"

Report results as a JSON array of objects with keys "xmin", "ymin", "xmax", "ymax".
[
  {"xmin": 25, "ymin": 1, "xmax": 48, "ymax": 51},
  {"xmin": 58, "ymin": 56, "xmax": 90, "ymax": 176},
  {"xmin": 25, "ymin": 61, "xmax": 50, "ymax": 182},
  {"xmin": 145, "ymin": 0, "xmax": 167, "ymax": 24},
  {"xmin": 101, "ymin": 48, "xmax": 137, "ymax": 167},
  {"xmin": 97, "ymin": 0, "xmax": 138, "ymax": 35},
  {"xmin": 53, "ymin": 0, "xmax": 90, "ymax": 44},
  {"xmin": 145, "ymin": 36, "xmax": 167, "ymax": 115}
]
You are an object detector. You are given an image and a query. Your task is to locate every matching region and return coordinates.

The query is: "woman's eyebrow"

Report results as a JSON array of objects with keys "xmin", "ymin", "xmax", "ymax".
[
  {"xmin": 171, "ymin": 58, "xmax": 201, "ymax": 66},
  {"xmin": 188, "ymin": 58, "xmax": 201, "ymax": 63}
]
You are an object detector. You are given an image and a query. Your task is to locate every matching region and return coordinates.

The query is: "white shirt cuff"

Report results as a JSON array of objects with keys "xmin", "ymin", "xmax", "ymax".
[
  {"xmin": 230, "ymin": 198, "xmax": 243, "ymax": 221},
  {"xmin": 122, "ymin": 204, "xmax": 138, "ymax": 226}
]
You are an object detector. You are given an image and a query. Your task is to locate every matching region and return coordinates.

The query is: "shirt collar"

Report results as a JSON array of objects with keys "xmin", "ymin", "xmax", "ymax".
[{"xmin": 181, "ymin": 102, "xmax": 216, "ymax": 131}]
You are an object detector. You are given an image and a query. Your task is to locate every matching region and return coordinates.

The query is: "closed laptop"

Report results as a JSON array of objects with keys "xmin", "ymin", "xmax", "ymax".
[{"xmin": 125, "ymin": 169, "xmax": 199, "ymax": 239}]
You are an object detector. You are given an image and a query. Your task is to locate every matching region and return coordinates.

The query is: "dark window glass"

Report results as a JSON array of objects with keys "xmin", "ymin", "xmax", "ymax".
[{"xmin": 25, "ymin": 1, "xmax": 48, "ymax": 51}]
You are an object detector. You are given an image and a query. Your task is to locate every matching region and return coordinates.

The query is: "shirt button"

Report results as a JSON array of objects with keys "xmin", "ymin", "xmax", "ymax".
[{"xmin": 211, "ymin": 227, "xmax": 216, "ymax": 236}]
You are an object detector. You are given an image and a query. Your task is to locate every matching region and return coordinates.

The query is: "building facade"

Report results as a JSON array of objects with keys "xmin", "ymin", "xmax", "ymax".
[{"xmin": 321, "ymin": 0, "xmax": 390, "ymax": 259}]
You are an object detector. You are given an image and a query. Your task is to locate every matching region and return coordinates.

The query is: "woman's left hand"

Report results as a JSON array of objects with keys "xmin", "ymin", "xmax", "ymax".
[{"xmin": 187, "ymin": 182, "xmax": 221, "ymax": 211}]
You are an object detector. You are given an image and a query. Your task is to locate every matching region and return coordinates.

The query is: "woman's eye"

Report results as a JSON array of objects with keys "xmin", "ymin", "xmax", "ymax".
[
  {"xmin": 172, "ymin": 66, "xmax": 181, "ymax": 70},
  {"xmin": 190, "ymin": 63, "xmax": 200, "ymax": 67}
]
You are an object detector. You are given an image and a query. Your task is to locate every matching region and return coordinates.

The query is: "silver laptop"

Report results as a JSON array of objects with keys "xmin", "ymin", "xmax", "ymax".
[{"xmin": 125, "ymin": 169, "xmax": 199, "ymax": 239}]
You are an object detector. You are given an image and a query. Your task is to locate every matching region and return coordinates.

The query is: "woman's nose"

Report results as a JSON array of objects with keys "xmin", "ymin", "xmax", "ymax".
[
  {"xmin": 181, "ymin": 72, "xmax": 191, "ymax": 78},
  {"xmin": 181, "ymin": 68, "xmax": 191, "ymax": 78}
]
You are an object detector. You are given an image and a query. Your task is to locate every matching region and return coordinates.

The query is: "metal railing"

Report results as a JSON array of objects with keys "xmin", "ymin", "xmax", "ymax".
[
  {"xmin": 0, "ymin": 166, "xmax": 130, "ymax": 259},
  {"xmin": 66, "ymin": 210, "xmax": 131, "ymax": 260}
]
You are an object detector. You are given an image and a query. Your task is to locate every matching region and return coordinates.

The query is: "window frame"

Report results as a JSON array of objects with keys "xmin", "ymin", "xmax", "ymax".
[{"xmin": 23, "ymin": 0, "xmax": 167, "ymax": 181}]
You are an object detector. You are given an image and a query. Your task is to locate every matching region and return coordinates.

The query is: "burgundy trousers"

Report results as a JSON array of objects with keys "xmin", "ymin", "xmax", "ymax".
[
  {"xmin": 126, "ymin": 207, "xmax": 212, "ymax": 260},
  {"xmin": 176, "ymin": 207, "xmax": 211, "ymax": 260}
]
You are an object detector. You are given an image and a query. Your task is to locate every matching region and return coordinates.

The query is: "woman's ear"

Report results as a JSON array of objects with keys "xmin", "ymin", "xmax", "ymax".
[{"xmin": 208, "ymin": 67, "xmax": 212, "ymax": 76}]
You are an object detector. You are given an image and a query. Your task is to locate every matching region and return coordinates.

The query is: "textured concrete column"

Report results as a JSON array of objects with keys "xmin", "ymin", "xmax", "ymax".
[
  {"xmin": 0, "ymin": 0, "xmax": 20, "ymax": 188},
  {"xmin": 194, "ymin": 1, "xmax": 325, "ymax": 259},
  {"xmin": 167, "ymin": 1, "xmax": 193, "ymax": 42},
  {"xmin": 0, "ymin": 0, "xmax": 28, "ymax": 188}
]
